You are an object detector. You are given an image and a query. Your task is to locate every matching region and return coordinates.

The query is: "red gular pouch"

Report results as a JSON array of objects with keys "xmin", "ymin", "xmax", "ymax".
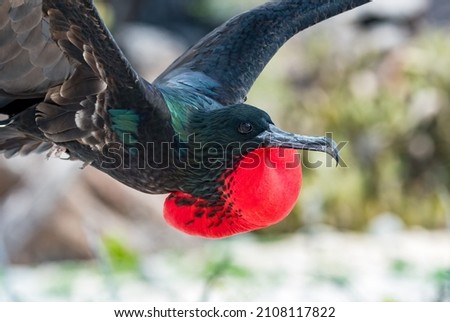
[{"xmin": 164, "ymin": 148, "xmax": 302, "ymax": 238}]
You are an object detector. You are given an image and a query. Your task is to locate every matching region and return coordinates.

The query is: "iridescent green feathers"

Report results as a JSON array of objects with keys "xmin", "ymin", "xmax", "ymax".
[{"xmin": 109, "ymin": 109, "xmax": 139, "ymax": 144}]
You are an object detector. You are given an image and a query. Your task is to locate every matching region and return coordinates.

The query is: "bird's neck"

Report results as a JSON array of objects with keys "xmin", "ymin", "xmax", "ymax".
[
  {"xmin": 158, "ymin": 85, "xmax": 221, "ymax": 139},
  {"xmin": 164, "ymin": 148, "xmax": 302, "ymax": 238}
]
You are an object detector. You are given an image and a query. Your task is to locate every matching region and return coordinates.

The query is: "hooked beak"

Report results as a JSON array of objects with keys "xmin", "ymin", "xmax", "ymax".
[{"xmin": 257, "ymin": 124, "xmax": 340, "ymax": 165}]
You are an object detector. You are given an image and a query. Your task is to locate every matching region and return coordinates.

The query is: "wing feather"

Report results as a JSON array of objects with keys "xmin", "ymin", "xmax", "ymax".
[
  {"xmin": 156, "ymin": 0, "xmax": 371, "ymax": 106},
  {"xmin": 0, "ymin": 0, "xmax": 170, "ymax": 159}
]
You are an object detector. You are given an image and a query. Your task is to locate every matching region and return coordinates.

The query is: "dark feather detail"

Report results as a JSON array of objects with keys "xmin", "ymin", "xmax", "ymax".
[
  {"xmin": 42, "ymin": 0, "xmax": 162, "ymax": 110},
  {"xmin": 2, "ymin": 66, "xmax": 47, "ymax": 93},
  {"xmin": 9, "ymin": 1, "xmax": 42, "ymax": 33},
  {"xmin": 0, "ymin": 32, "xmax": 22, "ymax": 64},
  {"xmin": 0, "ymin": 49, "xmax": 35, "ymax": 80},
  {"xmin": 36, "ymin": 103, "xmax": 88, "ymax": 142},
  {"xmin": 0, "ymin": 24, "xmax": 21, "ymax": 64},
  {"xmin": 16, "ymin": 21, "xmax": 45, "ymax": 49},
  {"xmin": 0, "ymin": 3, "xmax": 10, "ymax": 29},
  {"xmin": 0, "ymin": 0, "xmax": 72, "ymax": 96},
  {"xmin": 29, "ymin": 40, "xmax": 65, "ymax": 67},
  {"xmin": 35, "ymin": 97, "xmax": 108, "ymax": 146},
  {"xmin": 0, "ymin": 0, "xmax": 170, "ymax": 159},
  {"xmin": 0, "ymin": 126, "xmax": 52, "ymax": 158},
  {"xmin": 59, "ymin": 66, "xmax": 107, "ymax": 100}
]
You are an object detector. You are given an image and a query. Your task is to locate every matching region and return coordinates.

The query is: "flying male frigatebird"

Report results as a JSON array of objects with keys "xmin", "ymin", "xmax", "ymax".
[{"xmin": 0, "ymin": 0, "xmax": 371, "ymax": 238}]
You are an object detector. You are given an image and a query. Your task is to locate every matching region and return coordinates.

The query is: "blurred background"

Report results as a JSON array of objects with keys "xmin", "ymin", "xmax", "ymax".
[{"xmin": 0, "ymin": 0, "xmax": 449, "ymax": 301}]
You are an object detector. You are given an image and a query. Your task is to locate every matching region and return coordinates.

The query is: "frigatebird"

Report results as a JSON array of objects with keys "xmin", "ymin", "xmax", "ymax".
[{"xmin": 0, "ymin": 0, "xmax": 370, "ymax": 238}]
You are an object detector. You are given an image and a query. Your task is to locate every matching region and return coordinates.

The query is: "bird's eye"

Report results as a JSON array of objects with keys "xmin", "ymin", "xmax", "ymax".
[{"xmin": 238, "ymin": 122, "xmax": 253, "ymax": 134}]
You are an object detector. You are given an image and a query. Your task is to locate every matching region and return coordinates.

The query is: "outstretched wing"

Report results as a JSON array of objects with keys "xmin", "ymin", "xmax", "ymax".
[
  {"xmin": 155, "ymin": 0, "xmax": 371, "ymax": 106},
  {"xmin": 0, "ymin": 0, "xmax": 169, "ymax": 158},
  {"xmin": 0, "ymin": 0, "xmax": 72, "ymax": 104}
]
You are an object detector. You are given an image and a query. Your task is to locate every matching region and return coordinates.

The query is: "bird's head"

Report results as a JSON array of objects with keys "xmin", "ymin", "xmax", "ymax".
[
  {"xmin": 165, "ymin": 104, "xmax": 339, "ymax": 238},
  {"xmin": 177, "ymin": 104, "xmax": 338, "ymax": 169}
]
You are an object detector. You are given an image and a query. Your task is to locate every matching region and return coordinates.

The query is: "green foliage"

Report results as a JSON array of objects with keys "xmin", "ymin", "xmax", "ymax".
[
  {"xmin": 93, "ymin": 0, "xmax": 115, "ymax": 28},
  {"xmin": 44, "ymin": 262, "xmax": 81, "ymax": 298},
  {"xmin": 382, "ymin": 296, "xmax": 399, "ymax": 302},
  {"xmin": 102, "ymin": 235, "xmax": 140, "ymax": 273},
  {"xmin": 45, "ymin": 273, "xmax": 73, "ymax": 298},
  {"xmin": 432, "ymin": 268, "xmax": 450, "ymax": 284},
  {"xmin": 431, "ymin": 268, "xmax": 450, "ymax": 301},
  {"xmin": 390, "ymin": 259, "xmax": 413, "ymax": 276},
  {"xmin": 311, "ymin": 270, "xmax": 351, "ymax": 288},
  {"xmin": 191, "ymin": 244, "xmax": 253, "ymax": 284},
  {"xmin": 190, "ymin": 0, "xmax": 264, "ymax": 22}
]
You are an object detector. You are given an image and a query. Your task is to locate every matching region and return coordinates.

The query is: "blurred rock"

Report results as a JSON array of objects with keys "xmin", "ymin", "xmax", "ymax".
[
  {"xmin": 107, "ymin": 0, "xmax": 213, "ymax": 43},
  {"xmin": 407, "ymin": 88, "xmax": 443, "ymax": 127},
  {"xmin": 0, "ymin": 156, "xmax": 199, "ymax": 265},
  {"xmin": 356, "ymin": 0, "xmax": 428, "ymax": 51},
  {"xmin": 426, "ymin": 0, "xmax": 450, "ymax": 26},
  {"xmin": 0, "ymin": 165, "xmax": 21, "ymax": 199},
  {"xmin": 0, "ymin": 157, "xmax": 81, "ymax": 264},
  {"xmin": 361, "ymin": 0, "xmax": 428, "ymax": 21},
  {"xmin": 115, "ymin": 24, "xmax": 187, "ymax": 80},
  {"xmin": 368, "ymin": 212, "xmax": 405, "ymax": 235}
]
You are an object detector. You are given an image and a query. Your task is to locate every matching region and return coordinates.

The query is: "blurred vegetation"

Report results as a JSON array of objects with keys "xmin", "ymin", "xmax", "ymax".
[
  {"xmin": 188, "ymin": 0, "xmax": 263, "ymax": 20},
  {"xmin": 432, "ymin": 268, "xmax": 450, "ymax": 301},
  {"xmin": 102, "ymin": 235, "xmax": 140, "ymax": 273}
]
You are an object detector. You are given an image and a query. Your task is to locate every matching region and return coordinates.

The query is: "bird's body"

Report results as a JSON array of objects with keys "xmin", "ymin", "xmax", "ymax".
[{"xmin": 0, "ymin": 0, "xmax": 370, "ymax": 238}]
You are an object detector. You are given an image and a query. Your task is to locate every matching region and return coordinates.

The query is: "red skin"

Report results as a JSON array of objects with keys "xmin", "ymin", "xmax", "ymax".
[{"xmin": 164, "ymin": 148, "xmax": 302, "ymax": 238}]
